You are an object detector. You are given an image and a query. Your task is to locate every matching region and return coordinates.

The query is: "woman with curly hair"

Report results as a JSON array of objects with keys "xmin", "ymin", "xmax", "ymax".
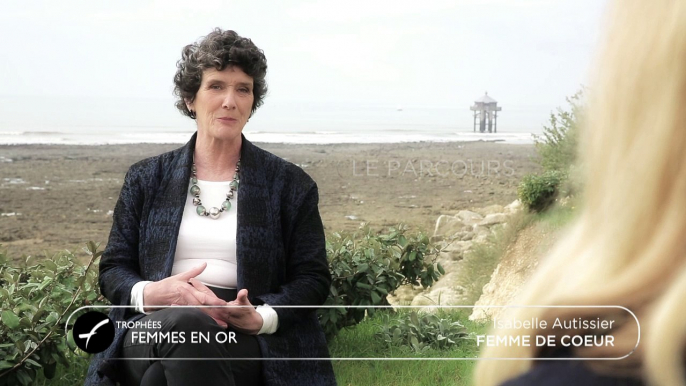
[
  {"xmin": 475, "ymin": 1, "xmax": 686, "ymax": 385},
  {"xmin": 85, "ymin": 28, "xmax": 336, "ymax": 386}
]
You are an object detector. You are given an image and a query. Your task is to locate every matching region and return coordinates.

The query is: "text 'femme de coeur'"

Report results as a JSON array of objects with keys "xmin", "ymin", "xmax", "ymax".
[{"xmin": 474, "ymin": 317, "xmax": 619, "ymax": 348}]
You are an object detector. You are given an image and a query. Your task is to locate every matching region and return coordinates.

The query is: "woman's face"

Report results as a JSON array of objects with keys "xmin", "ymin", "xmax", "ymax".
[{"xmin": 188, "ymin": 66, "xmax": 254, "ymax": 143}]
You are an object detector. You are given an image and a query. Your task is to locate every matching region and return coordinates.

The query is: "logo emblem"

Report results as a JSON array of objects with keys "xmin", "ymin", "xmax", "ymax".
[{"xmin": 73, "ymin": 311, "xmax": 115, "ymax": 354}]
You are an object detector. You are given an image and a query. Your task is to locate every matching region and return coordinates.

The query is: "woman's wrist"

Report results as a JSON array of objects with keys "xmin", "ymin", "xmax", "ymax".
[
  {"xmin": 142, "ymin": 281, "xmax": 160, "ymax": 312},
  {"xmin": 251, "ymin": 312, "xmax": 264, "ymax": 335},
  {"xmin": 131, "ymin": 280, "xmax": 154, "ymax": 314}
]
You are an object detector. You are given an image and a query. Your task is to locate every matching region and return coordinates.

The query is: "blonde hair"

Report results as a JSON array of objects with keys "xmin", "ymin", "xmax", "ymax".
[{"xmin": 475, "ymin": 1, "xmax": 686, "ymax": 385}]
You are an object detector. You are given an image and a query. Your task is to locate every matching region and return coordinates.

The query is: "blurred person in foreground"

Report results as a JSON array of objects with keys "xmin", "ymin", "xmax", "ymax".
[
  {"xmin": 85, "ymin": 28, "xmax": 335, "ymax": 386},
  {"xmin": 475, "ymin": 1, "xmax": 686, "ymax": 385}
]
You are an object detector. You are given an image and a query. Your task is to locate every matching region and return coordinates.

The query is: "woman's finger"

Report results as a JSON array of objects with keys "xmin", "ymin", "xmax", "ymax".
[
  {"xmin": 179, "ymin": 284, "xmax": 225, "ymax": 306},
  {"xmin": 176, "ymin": 284, "xmax": 203, "ymax": 305},
  {"xmin": 174, "ymin": 262, "xmax": 208, "ymax": 281},
  {"xmin": 178, "ymin": 287, "xmax": 229, "ymax": 328},
  {"xmin": 188, "ymin": 277, "xmax": 218, "ymax": 297},
  {"xmin": 235, "ymin": 289, "xmax": 251, "ymax": 305}
]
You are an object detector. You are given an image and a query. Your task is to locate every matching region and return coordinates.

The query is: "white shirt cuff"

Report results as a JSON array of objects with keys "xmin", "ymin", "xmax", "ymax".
[
  {"xmin": 130, "ymin": 281, "xmax": 154, "ymax": 314},
  {"xmin": 255, "ymin": 305, "xmax": 279, "ymax": 335}
]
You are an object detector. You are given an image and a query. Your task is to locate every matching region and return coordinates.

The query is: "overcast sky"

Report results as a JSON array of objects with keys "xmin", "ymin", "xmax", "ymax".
[{"xmin": 0, "ymin": 0, "xmax": 609, "ymax": 127}]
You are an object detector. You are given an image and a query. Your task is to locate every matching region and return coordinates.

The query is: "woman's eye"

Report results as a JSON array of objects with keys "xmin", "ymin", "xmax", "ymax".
[
  {"xmin": 239, "ymin": 88, "xmax": 251, "ymax": 94},
  {"xmin": 210, "ymin": 84, "xmax": 222, "ymax": 90}
]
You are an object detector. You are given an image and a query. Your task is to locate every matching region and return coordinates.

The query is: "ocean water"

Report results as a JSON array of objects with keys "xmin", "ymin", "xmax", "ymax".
[{"xmin": 0, "ymin": 96, "xmax": 543, "ymax": 145}]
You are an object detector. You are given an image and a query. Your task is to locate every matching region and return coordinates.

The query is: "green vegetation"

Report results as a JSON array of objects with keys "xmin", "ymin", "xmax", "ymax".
[
  {"xmin": 519, "ymin": 90, "xmax": 583, "ymax": 212},
  {"xmin": 321, "ymin": 226, "xmax": 443, "ymax": 336},
  {"xmin": 517, "ymin": 170, "xmax": 566, "ymax": 212},
  {"xmin": 533, "ymin": 90, "xmax": 583, "ymax": 174},
  {"xmin": 0, "ymin": 243, "xmax": 104, "ymax": 386},
  {"xmin": 376, "ymin": 310, "xmax": 468, "ymax": 352},
  {"xmin": 536, "ymin": 200, "xmax": 577, "ymax": 230},
  {"xmin": 329, "ymin": 309, "xmax": 489, "ymax": 386},
  {"xmin": 32, "ymin": 352, "xmax": 90, "ymax": 386}
]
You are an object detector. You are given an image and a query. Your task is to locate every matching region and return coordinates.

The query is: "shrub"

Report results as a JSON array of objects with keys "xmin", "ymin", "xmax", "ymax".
[
  {"xmin": 534, "ymin": 89, "xmax": 584, "ymax": 173},
  {"xmin": 376, "ymin": 311, "xmax": 468, "ymax": 353},
  {"xmin": 517, "ymin": 170, "xmax": 565, "ymax": 212},
  {"xmin": 0, "ymin": 242, "xmax": 106, "ymax": 386},
  {"xmin": 319, "ymin": 226, "xmax": 443, "ymax": 336}
]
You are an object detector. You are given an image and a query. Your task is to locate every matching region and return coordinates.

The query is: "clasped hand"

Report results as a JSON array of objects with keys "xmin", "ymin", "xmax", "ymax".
[{"xmin": 142, "ymin": 262, "xmax": 263, "ymax": 335}]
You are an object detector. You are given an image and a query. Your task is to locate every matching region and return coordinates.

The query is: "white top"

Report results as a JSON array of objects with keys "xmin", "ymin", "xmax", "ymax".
[
  {"xmin": 172, "ymin": 179, "xmax": 238, "ymax": 288},
  {"xmin": 129, "ymin": 179, "xmax": 279, "ymax": 334}
]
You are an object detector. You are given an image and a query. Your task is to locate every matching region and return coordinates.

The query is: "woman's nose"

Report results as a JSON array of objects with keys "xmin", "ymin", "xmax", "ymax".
[{"xmin": 222, "ymin": 91, "xmax": 237, "ymax": 109}]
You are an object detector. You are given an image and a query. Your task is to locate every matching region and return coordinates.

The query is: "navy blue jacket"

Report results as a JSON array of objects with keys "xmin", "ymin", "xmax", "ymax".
[
  {"xmin": 501, "ymin": 348, "xmax": 644, "ymax": 386},
  {"xmin": 500, "ymin": 361, "xmax": 644, "ymax": 385},
  {"xmin": 85, "ymin": 133, "xmax": 336, "ymax": 385}
]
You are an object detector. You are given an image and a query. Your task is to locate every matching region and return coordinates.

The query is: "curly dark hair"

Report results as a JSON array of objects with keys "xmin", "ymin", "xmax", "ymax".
[{"xmin": 173, "ymin": 28, "xmax": 268, "ymax": 119}]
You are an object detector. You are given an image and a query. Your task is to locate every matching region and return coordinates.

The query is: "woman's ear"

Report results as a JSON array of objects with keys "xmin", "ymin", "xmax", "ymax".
[
  {"xmin": 184, "ymin": 98, "xmax": 196, "ymax": 119},
  {"xmin": 184, "ymin": 98, "xmax": 194, "ymax": 112}
]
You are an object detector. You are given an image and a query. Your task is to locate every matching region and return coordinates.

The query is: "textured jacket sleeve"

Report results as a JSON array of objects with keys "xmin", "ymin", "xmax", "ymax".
[
  {"xmin": 255, "ymin": 184, "xmax": 332, "ymax": 329},
  {"xmin": 98, "ymin": 168, "xmax": 145, "ymax": 306}
]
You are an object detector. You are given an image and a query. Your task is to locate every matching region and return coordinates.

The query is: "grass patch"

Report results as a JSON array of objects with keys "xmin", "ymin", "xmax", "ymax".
[
  {"xmin": 535, "ymin": 202, "xmax": 578, "ymax": 230},
  {"xmin": 328, "ymin": 309, "xmax": 489, "ymax": 386},
  {"xmin": 455, "ymin": 211, "xmax": 536, "ymax": 305}
]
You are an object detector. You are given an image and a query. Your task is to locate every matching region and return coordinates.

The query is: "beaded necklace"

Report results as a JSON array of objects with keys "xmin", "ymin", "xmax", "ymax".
[{"xmin": 189, "ymin": 160, "xmax": 240, "ymax": 219}]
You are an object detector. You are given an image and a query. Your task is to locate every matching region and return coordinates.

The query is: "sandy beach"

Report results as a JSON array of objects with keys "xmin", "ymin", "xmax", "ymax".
[{"xmin": 0, "ymin": 140, "xmax": 539, "ymax": 260}]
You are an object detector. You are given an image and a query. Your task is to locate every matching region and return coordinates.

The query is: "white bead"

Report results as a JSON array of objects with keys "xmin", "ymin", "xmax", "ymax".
[{"xmin": 209, "ymin": 207, "xmax": 221, "ymax": 219}]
